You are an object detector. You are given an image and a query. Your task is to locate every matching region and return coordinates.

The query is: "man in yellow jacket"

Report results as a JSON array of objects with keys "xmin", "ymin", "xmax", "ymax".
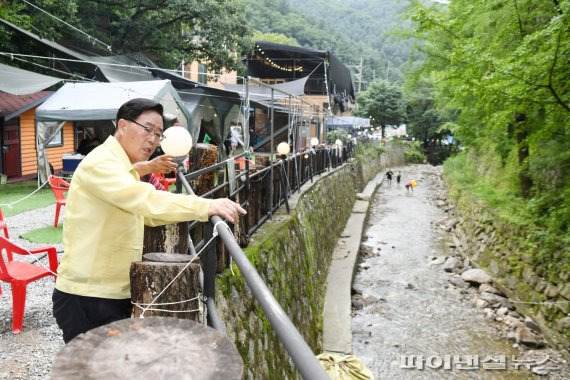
[{"xmin": 53, "ymin": 98, "xmax": 246, "ymax": 343}]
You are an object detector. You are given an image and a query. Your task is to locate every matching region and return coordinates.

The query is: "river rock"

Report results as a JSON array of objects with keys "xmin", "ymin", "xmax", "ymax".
[
  {"xmin": 461, "ymin": 269, "xmax": 491, "ymax": 284},
  {"xmin": 497, "ymin": 307, "xmax": 509, "ymax": 317},
  {"xmin": 524, "ymin": 316, "xmax": 539, "ymax": 331},
  {"xmin": 443, "ymin": 257, "xmax": 461, "ymax": 273},
  {"xmin": 479, "ymin": 283, "xmax": 502, "ymax": 295},
  {"xmin": 504, "ymin": 315, "xmax": 520, "ymax": 327},
  {"xmin": 352, "ymin": 295, "xmax": 365, "ymax": 310},
  {"xmin": 476, "ymin": 299, "xmax": 489, "ymax": 308},
  {"xmin": 545, "ymin": 284, "xmax": 559, "ymax": 299},
  {"xmin": 516, "ymin": 324, "xmax": 544, "ymax": 348},
  {"xmin": 557, "ymin": 317, "xmax": 570, "ymax": 332},
  {"xmin": 560, "ymin": 283, "xmax": 570, "ymax": 300},
  {"xmin": 479, "ymin": 292, "xmax": 507, "ymax": 308},
  {"xmin": 449, "ymin": 276, "xmax": 469, "ymax": 288}
]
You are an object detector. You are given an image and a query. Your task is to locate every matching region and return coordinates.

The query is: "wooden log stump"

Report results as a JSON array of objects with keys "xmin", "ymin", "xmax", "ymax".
[
  {"xmin": 51, "ymin": 317, "xmax": 244, "ymax": 380},
  {"xmin": 143, "ymin": 222, "xmax": 189, "ymax": 255},
  {"xmin": 130, "ymin": 253, "xmax": 200, "ymax": 320}
]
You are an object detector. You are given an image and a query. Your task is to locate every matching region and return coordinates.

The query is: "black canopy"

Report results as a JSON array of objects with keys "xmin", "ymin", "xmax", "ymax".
[{"xmin": 247, "ymin": 41, "xmax": 354, "ymax": 101}]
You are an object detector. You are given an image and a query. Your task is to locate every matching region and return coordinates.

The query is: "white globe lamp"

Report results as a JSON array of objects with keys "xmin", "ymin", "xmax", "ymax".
[
  {"xmin": 160, "ymin": 126, "xmax": 193, "ymax": 162},
  {"xmin": 276, "ymin": 142, "xmax": 290, "ymax": 157},
  {"xmin": 310, "ymin": 137, "xmax": 319, "ymax": 147}
]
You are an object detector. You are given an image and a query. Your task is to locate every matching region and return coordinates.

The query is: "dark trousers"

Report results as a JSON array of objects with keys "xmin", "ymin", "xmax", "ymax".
[{"xmin": 52, "ymin": 288, "xmax": 132, "ymax": 343}]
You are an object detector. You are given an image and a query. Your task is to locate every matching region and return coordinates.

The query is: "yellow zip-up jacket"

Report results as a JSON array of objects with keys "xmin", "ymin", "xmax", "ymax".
[{"xmin": 56, "ymin": 136, "xmax": 210, "ymax": 299}]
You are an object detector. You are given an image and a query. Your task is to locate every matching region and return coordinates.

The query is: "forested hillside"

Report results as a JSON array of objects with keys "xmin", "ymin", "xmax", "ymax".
[
  {"xmin": 408, "ymin": 0, "xmax": 570, "ymax": 286},
  {"xmin": 245, "ymin": 0, "xmax": 413, "ymax": 86}
]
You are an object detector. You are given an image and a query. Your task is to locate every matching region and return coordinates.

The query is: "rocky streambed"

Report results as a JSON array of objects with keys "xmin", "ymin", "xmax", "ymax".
[{"xmin": 351, "ymin": 164, "xmax": 569, "ymax": 379}]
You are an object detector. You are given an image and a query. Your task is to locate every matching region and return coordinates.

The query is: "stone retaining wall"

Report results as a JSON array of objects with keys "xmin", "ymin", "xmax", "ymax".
[
  {"xmin": 215, "ymin": 147, "xmax": 405, "ymax": 378},
  {"xmin": 450, "ymin": 201, "xmax": 570, "ymax": 357}
]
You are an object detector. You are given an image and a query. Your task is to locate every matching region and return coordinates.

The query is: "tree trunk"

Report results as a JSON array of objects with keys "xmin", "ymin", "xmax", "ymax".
[
  {"xmin": 130, "ymin": 253, "xmax": 200, "ymax": 320},
  {"xmin": 51, "ymin": 317, "xmax": 244, "ymax": 379},
  {"xmin": 515, "ymin": 113, "xmax": 533, "ymax": 198}
]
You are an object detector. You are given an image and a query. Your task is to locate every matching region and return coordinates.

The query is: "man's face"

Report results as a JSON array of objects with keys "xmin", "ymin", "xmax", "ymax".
[{"xmin": 116, "ymin": 110, "xmax": 163, "ymax": 163}]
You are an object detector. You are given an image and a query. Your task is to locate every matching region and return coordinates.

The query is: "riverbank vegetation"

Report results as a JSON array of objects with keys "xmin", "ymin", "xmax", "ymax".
[{"xmin": 407, "ymin": 0, "xmax": 570, "ymax": 278}]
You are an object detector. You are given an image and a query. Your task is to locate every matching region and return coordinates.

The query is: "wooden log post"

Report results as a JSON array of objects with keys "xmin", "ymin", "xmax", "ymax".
[
  {"xmin": 190, "ymin": 143, "xmax": 218, "ymax": 196},
  {"xmin": 51, "ymin": 317, "xmax": 244, "ymax": 379},
  {"xmin": 130, "ymin": 253, "xmax": 200, "ymax": 320},
  {"xmin": 143, "ymin": 223, "xmax": 189, "ymax": 255}
]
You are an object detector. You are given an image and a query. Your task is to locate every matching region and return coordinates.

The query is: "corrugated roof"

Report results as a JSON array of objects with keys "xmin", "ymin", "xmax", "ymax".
[{"xmin": 0, "ymin": 91, "xmax": 52, "ymax": 121}]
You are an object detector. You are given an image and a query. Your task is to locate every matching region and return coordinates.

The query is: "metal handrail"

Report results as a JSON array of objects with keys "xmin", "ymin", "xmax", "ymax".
[{"xmin": 177, "ymin": 169, "xmax": 329, "ymax": 380}]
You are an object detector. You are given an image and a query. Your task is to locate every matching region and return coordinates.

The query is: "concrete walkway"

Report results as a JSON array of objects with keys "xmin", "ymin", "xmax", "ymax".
[{"xmin": 322, "ymin": 171, "xmax": 385, "ymax": 354}]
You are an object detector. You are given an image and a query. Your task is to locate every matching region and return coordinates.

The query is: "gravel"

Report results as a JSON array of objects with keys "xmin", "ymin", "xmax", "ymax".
[{"xmin": 1, "ymin": 205, "xmax": 64, "ymax": 380}]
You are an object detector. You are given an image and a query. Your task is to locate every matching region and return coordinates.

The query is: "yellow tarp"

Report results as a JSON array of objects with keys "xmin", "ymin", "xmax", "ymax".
[{"xmin": 317, "ymin": 353, "xmax": 374, "ymax": 380}]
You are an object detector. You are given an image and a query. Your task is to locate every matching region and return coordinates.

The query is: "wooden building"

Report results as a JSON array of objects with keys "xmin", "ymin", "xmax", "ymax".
[{"xmin": 0, "ymin": 91, "xmax": 74, "ymax": 182}]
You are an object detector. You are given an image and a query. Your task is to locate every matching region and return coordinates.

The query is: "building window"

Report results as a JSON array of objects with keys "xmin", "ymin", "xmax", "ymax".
[
  {"xmin": 46, "ymin": 122, "xmax": 64, "ymax": 147},
  {"xmin": 198, "ymin": 63, "xmax": 207, "ymax": 84}
]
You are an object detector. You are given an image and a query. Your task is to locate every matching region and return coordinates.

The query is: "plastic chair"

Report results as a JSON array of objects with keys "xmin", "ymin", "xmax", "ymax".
[
  {"xmin": 0, "ymin": 207, "xmax": 8, "ymax": 238},
  {"xmin": 48, "ymin": 175, "xmax": 70, "ymax": 228},
  {"xmin": 0, "ymin": 236, "xmax": 58, "ymax": 333},
  {"xmin": 0, "ymin": 208, "xmax": 7, "ymax": 297},
  {"xmin": 154, "ymin": 172, "xmax": 177, "ymax": 190}
]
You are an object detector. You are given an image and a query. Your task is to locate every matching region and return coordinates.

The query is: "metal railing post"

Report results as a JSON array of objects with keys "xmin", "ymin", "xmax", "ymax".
[
  {"xmin": 203, "ymin": 221, "xmax": 226, "ymax": 333},
  {"xmin": 244, "ymin": 158, "xmax": 250, "ymax": 241},
  {"xmin": 270, "ymin": 88, "xmax": 274, "ymax": 219}
]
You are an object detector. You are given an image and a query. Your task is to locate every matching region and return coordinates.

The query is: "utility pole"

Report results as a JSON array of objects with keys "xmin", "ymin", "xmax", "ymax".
[{"xmin": 358, "ymin": 57, "xmax": 363, "ymax": 92}]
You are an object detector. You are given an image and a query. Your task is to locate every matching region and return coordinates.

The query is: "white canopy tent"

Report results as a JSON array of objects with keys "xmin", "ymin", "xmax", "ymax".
[{"xmin": 35, "ymin": 80, "xmax": 190, "ymax": 183}]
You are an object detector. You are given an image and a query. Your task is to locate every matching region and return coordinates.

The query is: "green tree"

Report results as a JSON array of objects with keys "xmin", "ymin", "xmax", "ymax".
[
  {"xmin": 406, "ymin": 0, "xmax": 570, "ymax": 281},
  {"xmin": 404, "ymin": 76, "xmax": 453, "ymax": 146},
  {"xmin": 253, "ymin": 31, "xmax": 299, "ymax": 46},
  {"xmin": 408, "ymin": 0, "xmax": 570, "ymax": 198},
  {"xmin": 356, "ymin": 80, "xmax": 406, "ymax": 137},
  {"xmin": 1, "ymin": 0, "xmax": 252, "ymax": 72}
]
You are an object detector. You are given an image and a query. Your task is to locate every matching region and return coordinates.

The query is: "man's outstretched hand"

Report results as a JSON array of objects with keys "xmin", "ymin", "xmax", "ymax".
[
  {"xmin": 208, "ymin": 198, "xmax": 247, "ymax": 223},
  {"xmin": 134, "ymin": 155, "xmax": 178, "ymax": 177}
]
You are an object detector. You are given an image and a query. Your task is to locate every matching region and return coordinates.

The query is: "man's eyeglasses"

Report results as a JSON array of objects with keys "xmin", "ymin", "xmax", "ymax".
[{"xmin": 127, "ymin": 119, "xmax": 164, "ymax": 142}]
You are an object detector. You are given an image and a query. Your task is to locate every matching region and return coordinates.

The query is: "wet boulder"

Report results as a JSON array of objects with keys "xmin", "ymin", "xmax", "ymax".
[
  {"xmin": 461, "ymin": 268, "xmax": 491, "ymax": 284},
  {"xmin": 442, "ymin": 257, "xmax": 461, "ymax": 273}
]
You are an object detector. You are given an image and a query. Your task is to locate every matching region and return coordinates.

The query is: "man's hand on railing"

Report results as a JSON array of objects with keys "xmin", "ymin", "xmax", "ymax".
[{"xmin": 208, "ymin": 198, "xmax": 247, "ymax": 224}]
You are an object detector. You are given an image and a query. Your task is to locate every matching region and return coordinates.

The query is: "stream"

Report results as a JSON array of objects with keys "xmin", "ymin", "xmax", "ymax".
[{"xmin": 351, "ymin": 164, "xmax": 568, "ymax": 379}]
